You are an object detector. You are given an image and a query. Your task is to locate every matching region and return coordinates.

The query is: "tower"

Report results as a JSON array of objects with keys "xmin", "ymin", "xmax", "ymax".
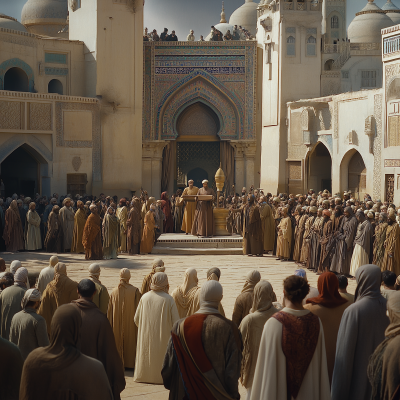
[{"xmin": 323, "ymin": 0, "xmax": 347, "ymax": 44}]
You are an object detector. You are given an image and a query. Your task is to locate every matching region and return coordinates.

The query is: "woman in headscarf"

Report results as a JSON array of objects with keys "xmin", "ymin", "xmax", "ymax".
[
  {"xmin": 232, "ymin": 270, "xmax": 261, "ymax": 327},
  {"xmin": 25, "ymin": 202, "xmax": 41, "ymax": 251},
  {"xmin": 331, "ymin": 265, "xmax": 390, "ymax": 400},
  {"xmin": 127, "ymin": 198, "xmax": 142, "ymax": 255},
  {"xmin": 107, "ymin": 268, "xmax": 141, "ymax": 368},
  {"xmin": 2, "ymin": 200, "xmax": 24, "ymax": 252},
  {"xmin": 102, "ymin": 207, "xmax": 120, "ymax": 260},
  {"xmin": 44, "ymin": 205, "xmax": 62, "ymax": 253},
  {"xmin": 134, "ymin": 272, "xmax": 179, "ymax": 384},
  {"xmin": 171, "ymin": 268, "xmax": 199, "ymax": 318},
  {"xmin": 160, "ymin": 192, "xmax": 173, "ymax": 233},
  {"xmin": 20, "ymin": 304, "xmax": 113, "ymax": 400},
  {"xmin": 140, "ymin": 203, "xmax": 157, "ymax": 254},
  {"xmin": 304, "ymin": 272, "xmax": 350, "ymax": 383},
  {"xmin": 368, "ymin": 291, "xmax": 400, "ymax": 400},
  {"xmin": 239, "ymin": 280, "xmax": 278, "ymax": 398}
]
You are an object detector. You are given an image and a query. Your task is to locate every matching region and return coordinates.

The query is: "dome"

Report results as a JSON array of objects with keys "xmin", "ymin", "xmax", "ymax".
[
  {"xmin": 382, "ymin": 0, "xmax": 400, "ymax": 24},
  {"xmin": 205, "ymin": 23, "xmax": 235, "ymax": 41},
  {"xmin": 229, "ymin": 0, "xmax": 258, "ymax": 36},
  {"xmin": 348, "ymin": 0, "xmax": 393, "ymax": 44},
  {"xmin": 0, "ymin": 14, "xmax": 28, "ymax": 33}
]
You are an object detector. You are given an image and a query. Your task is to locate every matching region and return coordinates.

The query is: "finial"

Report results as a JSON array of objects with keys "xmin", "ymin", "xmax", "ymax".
[{"xmin": 220, "ymin": 1, "xmax": 227, "ymax": 23}]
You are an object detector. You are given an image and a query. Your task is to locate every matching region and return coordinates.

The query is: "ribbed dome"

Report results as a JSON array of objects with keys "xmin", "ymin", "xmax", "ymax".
[
  {"xmin": 382, "ymin": 0, "xmax": 400, "ymax": 24},
  {"xmin": 205, "ymin": 23, "xmax": 235, "ymax": 41},
  {"xmin": 229, "ymin": 0, "xmax": 259, "ymax": 36},
  {"xmin": 0, "ymin": 14, "xmax": 28, "ymax": 33},
  {"xmin": 348, "ymin": 0, "xmax": 393, "ymax": 44}
]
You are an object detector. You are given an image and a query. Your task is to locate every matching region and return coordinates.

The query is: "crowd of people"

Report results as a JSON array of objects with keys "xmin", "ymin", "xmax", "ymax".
[{"xmin": 0, "ymin": 255, "xmax": 398, "ymax": 399}]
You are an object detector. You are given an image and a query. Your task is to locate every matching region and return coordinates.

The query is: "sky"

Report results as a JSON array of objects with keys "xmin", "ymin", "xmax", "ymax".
[{"xmin": 0, "ymin": 0, "xmax": 392, "ymax": 40}]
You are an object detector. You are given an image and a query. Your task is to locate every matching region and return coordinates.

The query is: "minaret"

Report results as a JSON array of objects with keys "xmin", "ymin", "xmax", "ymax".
[{"xmin": 220, "ymin": 2, "xmax": 227, "ymax": 23}]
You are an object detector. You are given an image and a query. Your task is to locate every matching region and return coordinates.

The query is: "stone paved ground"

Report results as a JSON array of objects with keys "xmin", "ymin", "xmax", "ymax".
[{"xmin": 1, "ymin": 250, "xmax": 357, "ymax": 399}]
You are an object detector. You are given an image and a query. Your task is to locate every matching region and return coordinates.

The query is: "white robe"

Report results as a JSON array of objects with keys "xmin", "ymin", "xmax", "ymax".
[
  {"xmin": 25, "ymin": 210, "xmax": 42, "ymax": 250},
  {"xmin": 36, "ymin": 266, "xmax": 55, "ymax": 294},
  {"xmin": 250, "ymin": 308, "xmax": 331, "ymax": 400},
  {"xmin": 350, "ymin": 244, "xmax": 369, "ymax": 277},
  {"xmin": 133, "ymin": 290, "xmax": 179, "ymax": 384}
]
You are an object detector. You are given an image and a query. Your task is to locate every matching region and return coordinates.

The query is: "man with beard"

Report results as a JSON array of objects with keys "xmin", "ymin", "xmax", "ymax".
[
  {"xmin": 318, "ymin": 210, "xmax": 333, "ymax": 273},
  {"xmin": 306, "ymin": 208, "xmax": 324, "ymax": 271},
  {"xmin": 373, "ymin": 213, "xmax": 388, "ymax": 270},
  {"xmin": 382, "ymin": 212, "xmax": 400, "ymax": 275},
  {"xmin": 243, "ymin": 195, "xmax": 264, "ymax": 256}
]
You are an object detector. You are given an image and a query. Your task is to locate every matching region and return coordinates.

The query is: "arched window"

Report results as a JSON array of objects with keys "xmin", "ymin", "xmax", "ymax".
[
  {"xmin": 4, "ymin": 67, "xmax": 29, "ymax": 92},
  {"xmin": 324, "ymin": 59, "xmax": 335, "ymax": 71},
  {"xmin": 331, "ymin": 16, "xmax": 339, "ymax": 29},
  {"xmin": 287, "ymin": 36, "xmax": 296, "ymax": 56},
  {"xmin": 48, "ymin": 79, "xmax": 63, "ymax": 95},
  {"xmin": 307, "ymin": 36, "xmax": 317, "ymax": 56}
]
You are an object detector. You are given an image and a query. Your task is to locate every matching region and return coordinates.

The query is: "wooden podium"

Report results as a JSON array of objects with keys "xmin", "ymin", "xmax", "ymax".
[{"xmin": 182, "ymin": 195, "xmax": 213, "ymax": 202}]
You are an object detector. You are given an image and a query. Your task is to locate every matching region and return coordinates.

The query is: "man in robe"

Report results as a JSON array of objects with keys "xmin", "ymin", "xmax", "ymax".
[
  {"xmin": 88, "ymin": 264, "xmax": 110, "ymax": 314},
  {"xmin": 127, "ymin": 198, "xmax": 142, "ymax": 255},
  {"xmin": 59, "ymin": 197, "xmax": 75, "ymax": 252},
  {"xmin": 293, "ymin": 207, "xmax": 308, "ymax": 263},
  {"xmin": 306, "ymin": 208, "xmax": 324, "ymax": 270},
  {"xmin": 73, "ymin": 279, "xmax": 125, "ymax": 400},
  {"xmin": 331, "ymin": 206, "xmax": 359, "ymax": 276},
  {"xmin": 140, "ymin": 203, "xmax": 157, "ymax": 254},
  {"xmin": 171, "ymin": 268, "xmax": 199, "ymax": 318},
  {"xmin": 350, "ymin": 211, "xmax": 373, "ymax": 277},
  {"xmin": 141, "ymin": 258, "xmax": 165, "ymax": 294},
  {"xmin": 108, "ymin": 268, "xmax": 141, "ymax": 369},
  {"xmin": 332, "ymin": 265, "xmax": 389, "ymax": 400},
  {"xmin": 181, "ymin": 181, "xmax": 199, "ymax": 234},
  {"xmin": 82, "ymin": 204, "xmax": 103, "ymax": 260},
  {"xmin": 9, "ymin": 288, "xmax": 49, "ymax": 360},
  {"xmin": 38, "ymin": 263, "xmax": 78, "ymax": 335},
  {"xmin": 338, "ymin": 275, "xmax": 354, "ymax": 303},
  {"xmin": 173, "ymin": 190, "xmax": 184, "ymax": 233},
  {"xmin": 71, "ymin": 200, "xmax": 87, "ymax": 253},
  {"xmin": 373, "ymin": 212, "xmax": 388, "ymax": 269},
  {"xmin": 317, "ymin": 210, "xmax": 334, "ymax": 273},
  {"xmin": 3, "ymin": 200, "xmax": 24, "ymax": 252},
  {"xmin": 300, "ymin": 207, "xmax": 317, "ymax": 265},
  {"xmin": 160, "ymin": 192, "xmax": 173, "ymax": 233},
  {"xmin": 134, "ymin": 272, "xmax": 179, "ymax": 384},
  {"xmin": 250, "ymin": 275, "xmax": 330, "ymax": 400},
  {"xmin": 276, "ymin": 207, "xmax": 292, "ymax": 261},
  {"xmin": 232, "ymin": 270, "xmax": 261, "ymax": 327},
  {"xmin": 0, "ymin": 268, "xmax": 28, "ymax": 339},
  {"xmin": 191, "ymin": 180, "xmax": 215, "ymax": 238},
  {"xmin": 162, "ymin": 281, "xmax": 242, "ymax": 400},
  {"xmin": 20, "ymin": 304, "xmax": 113, "ymax": 400},
  {"xmin": 382, "ymin": 212, "xmax": 400, "ymax": 275},
  {"xmin": 44, "ymin": 205, "xmax": 62, "ymax": 253},
  {"xmin": 1, "ymin": 333, "xmax": 23, "ymax": 400},
  {"xmin": 103, "ymin": 207, "xmax": 120, "ymax": 259},
  {"xmin": 243, "ymin": 195, "xmax": 264, "ymax": 256},
  {"xmin": 116, "ymin": 198, "xmax": 128, "ymax": 252},
  {"xmin": 25, "ymin": 202, "xmax": 41, "ymax": 251},
  {"xmin": 17, "ymin": 199, "xmax": 27, "ymax": 233},
  {"xmin": 36, "ymin": 255, "xmax": 59, "ymax": 294}
]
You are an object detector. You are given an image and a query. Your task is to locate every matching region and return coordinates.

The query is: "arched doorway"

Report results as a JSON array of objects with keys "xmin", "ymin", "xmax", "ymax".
[
  {"xmin": 307, "ymin": 142, "xmax": 332, "ymax": 193},
  {"xmin": 0, "ymin": 145, "xmax": 47, "ymax": 197},
  {"xmin": 348, "ymin": 151, "xmax": 366, "ymax": 200},
  {"xmin": 48, "ymin": 79, "xmax": 63, "ymax": 95},
  {"xmin": 4, "ymin": 67, "xmax": 29, "ymax": 92}
]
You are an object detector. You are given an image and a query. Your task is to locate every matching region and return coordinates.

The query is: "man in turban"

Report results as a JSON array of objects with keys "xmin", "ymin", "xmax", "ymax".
[
  {"xmin": 107, "ymin": 268, "xmax": 141, "ymax": 369},
  {"xmin": 82, "ymin": 204, "xmax": 103, "ymax": 260},
  {"xmin": 300, "ymin": 206, "xmax": 317, "ymax": 265},
  {"xmin": 36, "ymin": 255, "xmax": 59, "ymax": 294},
  {"xmin": 3, "ymin": 200, "xmax": 24, "ymax": 252},
  {"xmin": 382, "ymin": 211, "xmax": 400, "ymax": 275},
  {"xmin": 181, "ymin": 180, "xmax": 199, "ymax": 234},
  {"xmin": 9, "ymin": 288, "xmax": 49, "ymax": 360},
  {"xmin": 293, "ymin": 206, "xmax": 308, "ymax": 263},
  {"xmin": 88, "ymin": 264, "xmax": 110, "ymax": 314},
  {"xmin": 134, "ymin": 272, "xmax": 179, "ymax": 384},
  {"xmin": 59, "ymin": 198, "xmax": 75, "ymax": 252},
  {"xmin": 71, "ymin": 200, "xmax": 87, "ymax": 254},
  {"xmin": 191, "ymin": 180, "xmax": 215, "ymax": 238},
  {"xmin": 162, "ymin": 281, "xmax": 242, "ymax": 400},
  {"xmin": 44, "ymin": 205, "xmax": 62, "ymax": 253}
]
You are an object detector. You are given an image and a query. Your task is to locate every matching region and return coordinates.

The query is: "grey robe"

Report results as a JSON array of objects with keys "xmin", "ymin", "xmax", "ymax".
[
  {"xmin": 9, "ymin": 308, "xmax": 49, "ymax": 360},
  {"xmin": 60, "ymin": 206, "xmax": 75, "ymax": 250},
  {"xmin": 0, "ymin": 336, "xmax": 23, "ymax": 400},
  {"xmin": 0, "ymin": 285, "xmax": 27, "ymax": 340},
  {"xmin": 331, "ymin": 264, "xmax": 390, "ymax": 400}
]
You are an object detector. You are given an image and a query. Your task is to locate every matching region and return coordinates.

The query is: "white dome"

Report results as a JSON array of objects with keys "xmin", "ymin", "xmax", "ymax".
[
  {"xmin": 382, "ymin": 0, "xmax": 400, "ymax": 24},
  {"xmin": 205, "ymin": 23, "xmax": 235, "ymax": 41},
  {"xmin": 0, "ymin": 14, "xmax": 28, "ymax": 33},
  {"xmin": 348, "ymin": 0, "xmax": 393, "ymax": 43},
  {"xmin": 229, "ymin": 0, "xmax": 259, "ymax": 36}
]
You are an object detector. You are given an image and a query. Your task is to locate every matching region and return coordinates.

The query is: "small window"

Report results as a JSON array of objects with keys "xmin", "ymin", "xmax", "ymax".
[
  {"xmin": 48, "ymin": 79, "xmax": 63, "ymax": 95},
  {"xmin": 361, "ymin": 70, "xmax": 377, "ymax": 88},
  {"xmin": 287, "ymin": 36, "xmax": 296, "ymax": 56},
  {"xmin": 67, "ymin": 174, "xmax": 87, "ymax": 197},
  {"xmin": 331, "ymin": 16, "xmax": 339, "ymax": 29},
  {"xmin": 307, "ymin": 36, "xmax": 317, "ymax": 56}
]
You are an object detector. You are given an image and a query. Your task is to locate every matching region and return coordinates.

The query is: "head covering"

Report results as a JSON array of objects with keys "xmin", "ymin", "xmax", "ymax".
[
  {"xmin": 309, "ymin": 206, "xmax": 317, "ymax": 213},
  {"xmin": 241, "ymin": 270, "xmax": 261, "ymax": 293},
  {"xmin": 295, "ymin": 269, "xmax": 307, "ymax": 279},
  {"xmin": 54, "ymin": 263, "xmax": 67, "ymax": 276},
  {"xmin": 150, "ymin": 272, "xmax": 169, "ymax": 294},
  {"xmin": 355, "ymin": 264, "xmax": 384, "ymax": 302},
  {"xmin": 21, "ymin": 288, "xmax": 41, "ymax": 309},
  {"xmin": 306, "ymin": 272, "xmax": 348, "ymax": 308},
  {"xmin": 202, "ymin": 180, "xmax": 209, "ymax": 184},
  {"xmin": 49, "ymin": 256, "xmax": 58, "ymax": 267},
  {"xmin": 10, "ymin": 260, "xmax": 22, "ymax": 275},
  {"xmin": 181, "ymin": 268, "xmax": 198, "ymax": 295},
  {"xmin": 88, "ymin": 264, "xmax": 101, "ymax": 284},
  {"xmin": 89, "ymin": 204, "xmax": 97, "ymax": 211},
  {"xmin": 155, "ymin": 266, "xmax": 165, "ymax": 272},
  {"xmin": 385, "ymin": 291, "xmax": 400, "ymax": 337},
  {"xmin": 14, "ymin": 267, "xmax": 28, "ymax": 288},
  {"xmin": 251, "ymin": 280, "xmax": 277, "ymax": 313},
  {"xmin": 207, "ymin": 267, "xmax": 221, "ymax": 281},
  {"xmin": 119, "ymin": 268, "xmax": 131, "ymax": 283},
  {"xmin": 323, "ymin": 209, "xmax": 331, "ymax": 217},
  {"xmin": 63, "ymin": 197, "xmax": 72, "ymax": 206},
  {"xmin": 152, "ymin": 259, "xmax": 164, "ymax": 270},
  {"xmin": 197, "ymin": 280, "xmax": 223, "ymax": 314}
]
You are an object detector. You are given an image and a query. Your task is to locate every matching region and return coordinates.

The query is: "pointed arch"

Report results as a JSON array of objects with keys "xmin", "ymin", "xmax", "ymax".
[{"xmin": 340, "ymin": 148, "xmax": 367, "ymax": 199}]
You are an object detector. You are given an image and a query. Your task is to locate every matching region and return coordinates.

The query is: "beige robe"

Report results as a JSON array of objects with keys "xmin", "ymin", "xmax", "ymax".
[
  {"xmin": 382, "ymin": 223, "xmax": 400, "ymax": 276},
  {"xmin": 107, "ymin": 281, "xmax": 141, "ymax": 369},
  {"xmin": 259, "ymin": 203, "xmax": 275, "ymax": 252},
  {"xmin": 300, "ymin": 216, "xmax": 315, "ymax": 263},
  {"xmin": 171, "ymin": 286, "xmax": 200, "ymax": 319},
  {"xmin": 59, "ymin": 206, "xmax": 75, "ymax": 250},
  {"xmin": 116, "ymin": 206, "xmax": 128, "ymax": 252},
  {"xmin": 133, "ymin": 290, "xmax": 179, "ymax": 384},
  {"xmin": 25, "ymin": 210, "xmax": 41, "ymax": 251},
  {"xmin": 71, "ymin": 209, "xmax": 87, "ymax": 253},
  {"xmin": 250, "ymin": 308, "xmax": 331, "ymax": 400},
  {"xmin": 181, "ymin": 186, "xmax": 199, "ymax": 233},
  {"xmin": 276, "ymin": 217, "xmax": 292, "ymax": 259},
  {"xmin": 92, "ymin": 281, "xmax": 110, "ymax": 315},
  {"xmin": 36, "ymin": 266, "xmax": 55, "ymax": 294},
  {"xmin": 187, "ymin": 288, "xmax": 226, "ymax": 317}
]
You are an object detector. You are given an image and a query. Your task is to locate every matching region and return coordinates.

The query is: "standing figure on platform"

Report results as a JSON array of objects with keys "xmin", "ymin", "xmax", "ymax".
[
  {"xmin": 116, "ymin": 199, "xmax": 128, "ymax": 253},
  {"xmin": 181, "ymin": 180, "xmax": 198, "ymax": 234},
  {"xmin": 71, "ymin": 201, "xmax": 87, "ymax": 254},
  {"xmin": 243, "ymin": 195, "xmax": 264, "ymax": 256},
  {"xmin": 59, "ymin": 198, "xmax": 75, "ymax": 252},
  {"xmin": 45, "ymin": 206, "xmax": 62, "ymax": 253},
  {"xmin": 191, "ymin": 180, "xmax": 215, "ymax": 238},
  {"xmin": 160, "ymin": 192, "xmax": 173, "ymax": 233}
]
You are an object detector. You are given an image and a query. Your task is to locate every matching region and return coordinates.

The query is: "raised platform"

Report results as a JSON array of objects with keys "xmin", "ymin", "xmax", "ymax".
[{"xmin": 152, "ymin": 233, "xmax": 243, "ymax": 255}]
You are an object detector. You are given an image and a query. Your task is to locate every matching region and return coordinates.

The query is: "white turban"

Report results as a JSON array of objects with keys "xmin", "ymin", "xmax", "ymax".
[
  {"xmin": 197, "ymin": 281, "xmax": 223, "ymax": 314},
  {"xmin": 150, "ymin": 272, "xmax": 169, "ymax": 293},
  {"xmin": 14, "ymin": 267, "xmax": 29, "ymax": 288},
  {"xmin": 120, "ymin": 268, "xmax": 131, "ymax": 283},
  {"xmin": 21, "ymin": 288, "xmax": 41, "ymax": 309},
  {"xmin": 153, "ymin": 259, "xmax": 164, "ymax": 269},
  {"xmin": 202, "ymin": 180, "xmax": 209, "ymax": 184},
  {"xmin": 49, "ymin": 256, "xmax": 59, "ymax": 267},
  {"xmin": 10, "ymin": 260, "xmax": 22, "ymax": 275},
  {"xmin": 89, "ymin": 263, "xmax": 101, "ymax": 284}
]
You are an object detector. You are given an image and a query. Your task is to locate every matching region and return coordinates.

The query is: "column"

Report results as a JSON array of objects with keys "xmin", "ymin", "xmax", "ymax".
[
  {"xmin": 142, "ymin": 141, "xmax": 167, "ymax": 197},
  {"xmin": 230, "ymin": 141, "xmax": 245, "ymax": 192},
  {"xmin": 244, "ymin": 141, "xmax": 257, "ymax": 189}
]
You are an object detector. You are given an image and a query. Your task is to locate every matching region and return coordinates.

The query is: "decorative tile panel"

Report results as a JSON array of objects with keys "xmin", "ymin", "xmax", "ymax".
[
  {"xmin": 0, "ymin": 101, "xmax": 22, "ymax": 130},
  {"xmin": 45, "ymin": 67, "xmax": 68, "ymax": 76},
  {"xmin": 45, "ymin": 53, "xmax": 67, "ymax": 64},
  {"xmin": 29, "ymin": 102, "xmax": 52, "ymax": 131}
]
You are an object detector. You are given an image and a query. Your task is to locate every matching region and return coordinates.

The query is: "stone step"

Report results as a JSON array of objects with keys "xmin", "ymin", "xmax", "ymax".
[
  {"xmin": 151, "ymin": 247, "xmax": 243, "ymax": 255},
  {"xmin": 155, "ymin": 241, "xmax": 243, "ymax": 249}
]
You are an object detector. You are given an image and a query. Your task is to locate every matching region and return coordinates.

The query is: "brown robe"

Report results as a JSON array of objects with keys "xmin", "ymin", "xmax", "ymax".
[
  {"xmin": 232, "ymin": 291, "xmax": 253, "ymax": 327},
  {"xmin": 71, "ymin": 208, "xmax": 87, "ymax": 253},
  {"xmin": 318, "ymin": 219, "xmax": 333, "ymax": 272},
  {"xmin": 72, "ymin": 299, "xmax": 125, "ymax": 400},
  {"xmin": 373, "ymin": 223, "xmax": 389, "ymax": 270},
  {"xmin": 82, "ymin": 213, "xmax": 103, "ymax": 260},
  {"xmin": 382, "ymin": 223, "xmax": 400, "ymax": 275},
  {"xmin": 3, "ymin": 201, "xmax": 24, "ymax": 252},
  {"xmin": 0, "ymin": 336, "xmax": 23, "ymax": 400},
  {"xmin": 293, "ymin": 214, "xmax": 308, "ymax": 262},
  {"xmin": 45, "ymin": 211, "xmax": 62, "ymax": 253},
  {"xmin": 181, "ymin": 186, "xmax": 199, "ymax": 233},
  {"xmin": 127, "ymin": 202, "xmax": 142, "ymax": 255},
  {"xmin": 259, "ymin": 203, "xmax": 275, "ymax": 252},
  {"xmin": 140, "ymin": 211, "xmax": 156, "ymax": 254},
  {"xmin": 307, "ymin": 216, "xmax": 324, "ymax": 271},
  {"xmin": 243, "ymin": 205, "xmax": 264, "ymax": 256},
  {"xmin": 191, "ymin": 187, "xmax": 215, "ymax": 237},
  {"xmin": 300, "ymin": 216, "xmax": 316, "ymax": 263}
]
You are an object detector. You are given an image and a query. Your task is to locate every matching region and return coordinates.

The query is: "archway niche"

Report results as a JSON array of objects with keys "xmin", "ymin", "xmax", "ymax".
[
  {"xmin": 348, "ymin": 151, "xmax": 367, "ymax": 200},
  {"xmin": 324, "ymin": 59, "xmax": 335, "ymax": 71},
  {"xmin": 48, "ymin": 79, "xmax": 63, "ymax": 95},
  {"xmin": 4, "ymin": 67, "xmax": 29, "ymax": 92},
  {"xmin": 307, "ymin": 142, "xmax": 332, "ymax": 193},
  {"xmin": 387, "ymin": 77, "xmax": 400, "ymax": 101}
]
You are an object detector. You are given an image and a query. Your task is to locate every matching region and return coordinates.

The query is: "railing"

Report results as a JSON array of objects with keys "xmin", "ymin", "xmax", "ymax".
[
  {"xmin": 384, "ymin": 35, "xmax": 400, "ymax": 56},
  {"xmin": 323, "ymin": 44, "xmax": 340, "ymax": 54}
]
